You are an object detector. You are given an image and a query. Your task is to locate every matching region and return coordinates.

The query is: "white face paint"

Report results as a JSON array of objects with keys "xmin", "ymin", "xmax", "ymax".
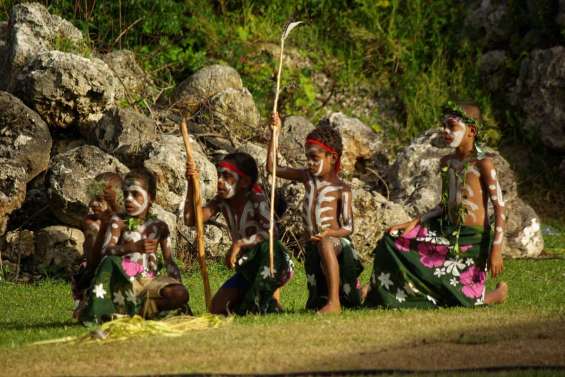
[
  {"xmin": 306, "ymin": 148, "xmax": 325, "ymax": 177},
  {"xmin": 218, "ymin": 168, "xmax": 239, "ymax": 199},
  {"xmin": 444, "ymin": 117, "xmax": 467, "ymax": 148},
  {"xmin": 124, "ymin": 184, "xmax": 149, "ymax": 216}
]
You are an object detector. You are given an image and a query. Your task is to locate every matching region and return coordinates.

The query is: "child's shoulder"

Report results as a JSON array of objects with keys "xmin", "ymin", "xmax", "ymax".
[
  {"xmin": 334, "ymin": 177, "xmax": 351, "ymax": 192},
  {"xmin": 475, "ymin": 154, "xmax": 497, "ymax": 170}
]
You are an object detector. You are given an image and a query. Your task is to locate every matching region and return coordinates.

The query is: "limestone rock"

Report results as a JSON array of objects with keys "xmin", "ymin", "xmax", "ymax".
[
  {"xmin": 0, "ymin": 162, "xmax": 27, "ymax": 236},
  {"xmin": 464, "ymin": 0, "xmax": 512, "ymax": 49},
  {"xmin": 47, "ymin": 145, "xmax": 129, "ymax": 227},
  {"xmin": 35, "ymin": 225, "xmax": 84, "ymax": 277},
  {"xmin": 144, "ymin": 134, "xmax": 217, "ymax": 213},
  {"xmin": 178, "ymin": 222, "xmax": 231, "ymax": 259},
  {"xmin": 170, "ymin": 64, "xmax": 243, "ymax": 113},
  {"xmin": 279, "ymin": 115, "xmax": 315, "ymax": 165},
  {"xmin": 102, "ymin": 50, "xmax": 157, "ymax": 102},
  {"xmin": 505, "ymin": 198, "xmax": 544, "ymax": 258},
  {"xmin": 14, "ymin": 50, "xmax": 117, "ymax": 131},
  {"xmin": 510, "ymin": 47, "xmax": 565, "ymax": 151},
  {"xmin": 479, "ymin": 50, "xmax": 512, "ymax": 94},
  {"xmin": 92, "ymin": 108, "xmax": 160, "ymax": 167},
  {"xmin": 0, "ymin": 91, "xmax": 52, "ymax": 181},
  {"xmin": 0, "ymin": 2, "xmax": 84, "ymax": 91},
  {"xmin": 1, "ymin": 229, "xmax": 35, "ymax": 262},
  {"xmin": 323, "ymin": 112, "xmax": 386, "ymax": 176}
]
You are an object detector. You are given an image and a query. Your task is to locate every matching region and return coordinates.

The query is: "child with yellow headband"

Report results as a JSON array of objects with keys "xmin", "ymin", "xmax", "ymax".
[{"xmin": 267, "ymin": 114, "xmax": 363, "ymax": 314}]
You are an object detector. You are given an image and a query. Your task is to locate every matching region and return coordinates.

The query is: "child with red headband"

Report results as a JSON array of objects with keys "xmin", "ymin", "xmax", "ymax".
[
  {"xmin": 184, "ymin": 152, "xmax": 293, "ymax": 315},
  {"xmin": 267, "ymin": 114, "xmax": 363, "ymax": 314}
]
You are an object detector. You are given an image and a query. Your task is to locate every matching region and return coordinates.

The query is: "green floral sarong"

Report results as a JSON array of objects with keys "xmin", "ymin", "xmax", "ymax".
[
  {"xmin": 234, "ymin": 240, "xmax": 294, "ymax": 315},
  {"xmin": 304, "ymin": 238, "xmax": 363, "ymax": 310},
  {"xmin": 364, "ymin": 218, "xmax": 491, "ymax": 308},
  {"xmin": 79, "ymin": 256, "xmax": 140, "ymax": 324}
]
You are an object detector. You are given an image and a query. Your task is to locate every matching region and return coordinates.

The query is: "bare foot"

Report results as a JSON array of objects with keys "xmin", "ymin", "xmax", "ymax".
[
  {"xmin": 318, "ymin": 301, "xmax": 341, "ymax": 314},
  {"xmin": 484, "ymin": 282, "xmax": 508, "ymax": 305}
]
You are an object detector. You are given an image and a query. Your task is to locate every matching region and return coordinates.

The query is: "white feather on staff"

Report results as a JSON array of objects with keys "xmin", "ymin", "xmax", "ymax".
[{"xmin": 269, "ymin": 21, "xmax": 303, "ymax": 275}]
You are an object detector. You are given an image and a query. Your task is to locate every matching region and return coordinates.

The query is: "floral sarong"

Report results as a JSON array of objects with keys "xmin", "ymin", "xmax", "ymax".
[
  {"xmin": 304, "ymin": 238, "xmax": 363, "ymax": 310},
  {"xmin": 364, "ymin": 218, "xmax": 491, "ymax": 308},
  {"xmin": 79, "ymin": 256, "xmax": 183, "ymax": 324},
  {"xmin": 234, "ymin": 240, "xmax": 294, "ymax": 314}
]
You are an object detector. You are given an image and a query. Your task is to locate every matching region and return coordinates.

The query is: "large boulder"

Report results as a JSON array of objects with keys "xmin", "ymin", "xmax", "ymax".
[
  {"xmin": 279, "ymin": 115, "xmax": 315, "ymax": 165},
  {"xmin": 169, "ymin": 64, "xmax": 243, "ymax": 114},
  {"xmin": 149, "ymin": 203, "xmax": 178, "ymax": 250},
  {"xmin": 323, "ymin": 112, "xmax": 386, "ymax": 176},
  {"xmin": 0, "ymin": 2, "xmax": 85, "ymax": 91},
  {"xmin": 14, "ymin": 50, "xmax": 117, "ymax": 131},
  {"xmin": 47, "ymin": 145, "xmax": 129, "ymax": 227},
  {"xmin": 479, "ymin": 50, "xmax": 513, "ymax": 94},
  {"xmin": 0, "ymin": 229, "xmax": 35, "ymax": 281},
  {"xmin": 464, "ymin": 0, "xmax": 512, "ymax": 49},
  {"xmin": 34, "ymin": 225, "xmax": 84, "ymax": 277},
  {"xmin": 102, "ymin": 50, "xmax": 157, "ymax": 102},
  {"xmin": 389, "ymin": 128, "xmax": 543, "ymax": 258},
  {"xmin": 505, "ymin": 198, "xmax": 544, "ymax": 258},
  {"xmin": 0, "ymin": 91, "xmax": 52, "ymax": 181},
  {"xmin": 510, "ymin": 47, "xmax": 565, "ymax": 151},
  {"xmin": 178, "ymin": 222, "xmax": 231, "ymax": 260},
  {"xmin": 350, "ymin": 179, "xmax": 411, "ymax": 258},
  {"xmin": 0, "ymin": 162, "xmax": 27, "ymax": 236},
  {"xmin": 144, "ymin": 134, "xmax": 217, "ymax": 213},
  {"xmin": 91, "ymin": 108, "xmax": 160, "ymax": 167}
]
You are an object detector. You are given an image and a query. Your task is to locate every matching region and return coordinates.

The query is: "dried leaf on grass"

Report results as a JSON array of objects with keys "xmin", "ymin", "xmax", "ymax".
[{"xmin": 31, "ymin": 314, "xmax": 232, "ymax": 345}]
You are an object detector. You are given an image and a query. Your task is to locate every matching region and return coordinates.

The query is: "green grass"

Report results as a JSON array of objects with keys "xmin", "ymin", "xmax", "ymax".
[{"xmin": 0, "ymin": 258, "xmax": 564, "ymax": 377}]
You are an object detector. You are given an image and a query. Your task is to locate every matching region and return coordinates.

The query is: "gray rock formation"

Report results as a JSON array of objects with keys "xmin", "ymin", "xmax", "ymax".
[
  {"xmin": 0, "ymin": 162, "xmax": 27, "ymax": 235},
  {"xmin": 389, "ymin": 128, "xmax": 543, "ymax": 258},
  {"xmin": 0, "ymin": 91, "xmax": 52, "ymax": 181},
  {"xmin": 323, "ymin": 112, "xmax": 386, "ymax": 176},
  {"xmin": 510, "ymin": 46, "xmax": 565, "ymax": 151},
  {"xmin": 47, "ymin": 145, "xmax": 129, "ymax": 227},
  {"xmin": 479, "ymin": 50, "xmax": 512, "ymax": 94},
  {"xmin": 144, "ymin": 134, "xmax": 217, "ymax": 213},
  {"xmin": 0, "ymin": 2, "xmax": 84, "ymax": 91},
  {"xmin": 279, "ymin": 115, "xmax": 315, "ymax": 165},
  {"xmin": 170, "ymin": 64, "xmax": 243, "ymax": 113},
  {"xmin": 92, "ymin": 108, "xmax": 160, "ymax": 167},
  {"xmin": 35, "ymin": 225, "xmax": 84, "ymax": 276},
  {"xmin": 14, "ymin": 50, "xmax": 117, "ymax": 131},
  {"xmin": 464, "ymin": 0, "xmax": 512, "ymax": 49},
  {"xmin": 102, "ymin": 50, "xmax": 157, "ymax": 102}
]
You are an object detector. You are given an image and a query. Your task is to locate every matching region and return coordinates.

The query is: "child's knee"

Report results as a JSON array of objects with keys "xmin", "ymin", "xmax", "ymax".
[{"xmin": 162, "ymin": 285, "xmax": 189, "ymax": 304}]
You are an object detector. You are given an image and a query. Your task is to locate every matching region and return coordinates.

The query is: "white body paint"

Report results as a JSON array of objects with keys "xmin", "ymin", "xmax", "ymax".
[{"xmin": 125, "ymin": 184, "xmax": 149, "ymax": 216}]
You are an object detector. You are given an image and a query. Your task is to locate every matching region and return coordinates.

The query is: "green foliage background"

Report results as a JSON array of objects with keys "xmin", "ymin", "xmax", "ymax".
[{"xmin": 1, "ymin": 0, "xmax": 564, "ymax": 217}]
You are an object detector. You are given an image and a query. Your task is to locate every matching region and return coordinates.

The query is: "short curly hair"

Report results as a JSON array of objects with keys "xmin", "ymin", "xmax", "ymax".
[{"xmin": 306, "ymin": 124, "xmax": 343, "ymax": 156}]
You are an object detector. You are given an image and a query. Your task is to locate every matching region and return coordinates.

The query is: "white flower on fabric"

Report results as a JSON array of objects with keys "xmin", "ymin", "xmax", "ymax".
[
  {"xmin": 125, "ymin": 289, "xmax": 137, "ymax": 304},
  {"xmin": 426, "ymin": 295, "xmax": 437, "ymax": 305},
  {"xmin": 128, "ymin": 253, "xmax": 143, "ymax": 263},
  {"xmin": 465, "ymin": 258, "xmax": 474, "ymax": 266},
  {"xmin": 238, "ymin": 255, "xmax": 249, "ymax": 266},
  {"xmin": 444, "ymin": 258, "xmax": 466, "ymax": 277},
  {"xmin": 475, "ymin": 297, "xmax": 485, "ymax": 306},
  {"xmin": 434, "ymin": 268, "xmax": 446, "ymax": 277},
  {"xmin": 94, "ymin": 284, "xmax": 106, "ymax": 299},
  {"xmin": 113, "ymin": 291, "xmax": 126, "ymax": 306},
  {"xmin": 395, "ymin": 288, "xmax": 407, "ymax": 303},
  {"xmin": 416, "ymin": 230, "xmax": 450, "ymax": 245},
  {"xmin": 449, "ymin": 277, "xmax": 458, "ymax": 286},
  {"xmin": 404, "ymin": 281, "xmax": 421, "ymax": 295},
  {"xmin": 260, "ymin": 266, "xmax": 275, "ymax": 279},
  {"xmin": 343, "ymin": 283, "xmax": 351, "ymax": 295},
  {"xmin": 378, "ymin": 272, "xmax": 393, "ymax": 290},
  {"xmin": 307, "ymin": 274, "xmax": 316, "ymax": 287}
]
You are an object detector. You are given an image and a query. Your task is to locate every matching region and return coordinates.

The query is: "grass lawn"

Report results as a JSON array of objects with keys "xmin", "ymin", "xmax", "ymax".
[{"xmin": 1, "ymin": 254, "xmax": 564, "ymax": 376}]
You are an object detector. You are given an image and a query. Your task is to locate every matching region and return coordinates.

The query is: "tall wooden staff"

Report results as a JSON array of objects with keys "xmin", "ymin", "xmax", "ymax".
[
  {"xmin": 180, "ymin": 118, "xmax": 212, "ymax": 310},
  {"xmin": 269, "ymin": 21, "xmax": 303, "ymax": 275}
]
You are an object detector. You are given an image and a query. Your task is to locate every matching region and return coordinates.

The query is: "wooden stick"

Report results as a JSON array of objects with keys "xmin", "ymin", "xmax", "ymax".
[
  {"xmin": 180, "ymin": 118, "xmax": 212, "ymax": 311},
  {"xmin": 269, "ymin": 21, "xmax": 303, "ymax": 275}
]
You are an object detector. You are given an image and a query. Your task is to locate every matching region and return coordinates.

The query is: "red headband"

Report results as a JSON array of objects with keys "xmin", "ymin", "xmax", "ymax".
[
  {"xmin": 305, "ymin": 138, "xmax": 341, "ymax": 172},
  {"xmin": 217, "ymin": 161, "xmax": 263, "ymax": 193}
]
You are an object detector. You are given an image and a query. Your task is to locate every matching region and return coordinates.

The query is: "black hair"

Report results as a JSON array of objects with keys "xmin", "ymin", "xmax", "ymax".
[
  {"xmin": 124, "ymin": 168, "xmax": 157, "ymax": 200},
  {"xmin": 307, "ymin": 124, "xmax": 343, "ymax": 156},
  {"xmin": 221, "ymin": 152, "xmax": 259, "ymax": 185}
]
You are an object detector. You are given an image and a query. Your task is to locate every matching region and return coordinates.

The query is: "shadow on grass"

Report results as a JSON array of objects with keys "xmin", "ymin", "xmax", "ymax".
[{"xmin": 0, "ymin": 319, "xmax": 80, "ymax": 331}]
